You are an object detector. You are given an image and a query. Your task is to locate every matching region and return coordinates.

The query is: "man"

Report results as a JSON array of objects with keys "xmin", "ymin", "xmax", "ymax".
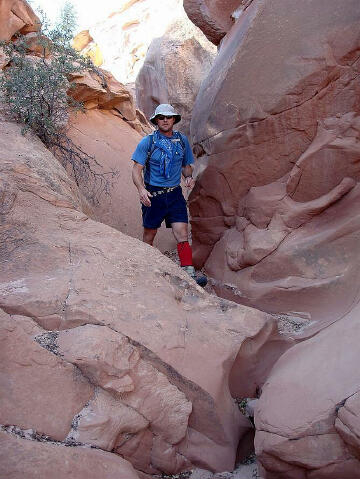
[{"xmin": 132, "ymin": 103, "xmax": 207, "ymax": 286}]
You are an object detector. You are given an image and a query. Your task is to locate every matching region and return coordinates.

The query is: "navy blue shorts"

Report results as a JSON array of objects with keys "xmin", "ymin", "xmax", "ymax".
[{"xmin": 142, "ymin": 184, "xmax": 188, "ymax": 229}]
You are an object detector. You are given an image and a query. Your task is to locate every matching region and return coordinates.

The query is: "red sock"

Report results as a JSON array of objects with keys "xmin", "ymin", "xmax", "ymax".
[{"xmin": 177, "ymin": 241, "xmax": 193, "ymax": 267}]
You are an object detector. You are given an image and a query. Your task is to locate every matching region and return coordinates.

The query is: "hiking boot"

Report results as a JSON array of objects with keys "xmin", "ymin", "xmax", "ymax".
[
  {"xmin": 182, "ymin": 266, "xmax": 208, "ymax": 287},
  {"xmin": 195, "ymin": 273, "xmax": 208, "ymax": 288}
]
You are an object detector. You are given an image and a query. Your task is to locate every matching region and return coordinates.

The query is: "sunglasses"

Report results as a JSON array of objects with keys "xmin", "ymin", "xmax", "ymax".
[{"xmin": 156, "ymin": 115, "xmax": 174, "ymax": 120}]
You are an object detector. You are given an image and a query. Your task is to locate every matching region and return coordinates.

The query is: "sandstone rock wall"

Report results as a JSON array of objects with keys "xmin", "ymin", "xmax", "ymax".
[
  {"xmin": 183, "ymin": 0, "xmax": 243, "ymax": 45},
  {"xmin": 74, "ymin": 0, "xmax": 216, "ymax": 137},
  {"xmin": 188, "ymin": 0, "xmax": 360, "ymax": 331},
  {"xmin": 0, "ymin": 0, "xmax": 40, "ymax": 41},
  {"xmin": 186, "ymin": 0, "xmax": 360, "ymax": 477}
]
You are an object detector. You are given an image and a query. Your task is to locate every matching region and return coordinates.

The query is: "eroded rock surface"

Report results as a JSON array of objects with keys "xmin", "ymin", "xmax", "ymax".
[
  {"xmin": 186, "ymin": 1, "xmax": 360, "ymax": 476},
  {"xmin": 202, "ymin": 113, "xmax": 360, "ymax": 332},
  {"xmin": 183, "ymin": 0, "xmax": 243, "ymax": 45},
  {"xmin": 0, "ymin": 311, "xmax": 93, "ymax": 441},
  {"xmin": 0, "ymin": 430, "xmax": 140, "ymax": 479},
  {"xmin": 189, "ymin": 0, "xmax": 360, "ymax": 331},
  {"xmin": 68, "ymin": 68, "xmax": 151, "ymax": 135},
  {"xmin": 255, "ymin": 302, "xmax": 360, "ymax": 478},
  {"xmin": 136, "ymin": 18, "xmax": 216, "ymax": 137},
  {"xmin": 0, "ymin": 118, "xmax": 282, "ymax": 475},
  {"xmin": 0, "ymin": 0, "xmax": 40, "ymax": 41}
]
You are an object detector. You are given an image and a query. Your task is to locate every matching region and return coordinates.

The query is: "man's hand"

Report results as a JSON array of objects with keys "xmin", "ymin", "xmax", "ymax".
[
  {"xmin": 139, "ymin": 187, "xmax": 152, "ymax": 207},
  {"xmin": 184, "ymin": 176, "xmax": 195, "ymax": 189},
  {"xmin": 132, "ymin": 163, "xmax": 152, "ymax": 206}
]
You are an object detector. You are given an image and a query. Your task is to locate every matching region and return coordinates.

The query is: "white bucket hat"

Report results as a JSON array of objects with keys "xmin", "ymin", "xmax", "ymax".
[{"xmin": 150, "ymin": 104, "xmax": 181, "ymax": 125}]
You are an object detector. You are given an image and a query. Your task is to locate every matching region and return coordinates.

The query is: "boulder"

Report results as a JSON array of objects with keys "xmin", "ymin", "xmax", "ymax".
[
  {"xmin": 255, "ymin": 301, "xmax": 360, "ymax": 478},
  {"xmin": 0, "ymin": 431, "xmax": 140, "ymax": 479},
  {"xmin": 189, "ymin": 0, "xmax": 360, "ymax": 330},
  {"xmin": 72, "ymin": 30, "xmax": 104, "ymax": 67},
  {"xmin": 183, "ymin": 0, "xmax": 243, "ymax": 45},
  {"xmin": 0, "ymin": 118, "xmax": 282, "ymax": 474},
  {"xmin": 68, "ymin": 68, "xmax": 151, "ymax": 134},
  {"xmin": 0, "ymin": 311, "xmax": 93, "ymax": 441},
  {"xmin": 136, "ymin": 18, "xmax": 216, "ymax": 137},
  {"xmin": 0, "ymin": 0, "xmax": 40, "ymax": 41},
  {"xmin": 73, "ymin": 30, "xmax": 93, "ymax": 52}
]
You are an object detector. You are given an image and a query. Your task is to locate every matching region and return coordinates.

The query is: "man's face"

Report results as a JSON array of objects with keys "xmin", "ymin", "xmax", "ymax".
[{"xmin": 156, "ymin": 115, "xmax": 175, "ymax": 134}]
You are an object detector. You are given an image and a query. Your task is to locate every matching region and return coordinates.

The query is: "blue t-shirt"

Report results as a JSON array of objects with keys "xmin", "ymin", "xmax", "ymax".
[{"xmin": 132, "ymin": 130, "xmax": 194, "ymax": 187}]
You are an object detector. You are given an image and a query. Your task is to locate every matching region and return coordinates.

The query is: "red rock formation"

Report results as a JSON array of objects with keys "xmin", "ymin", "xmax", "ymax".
[
  {"xmin": 183, "ymin": 0, "xmax": 242, "ymax": 44},
  {"xmin": 186, "ymin": 1, "xmax": 360, "ymax": 476},
  {"xmin": 0, "ymin": 117, "xmax": 283, "ymax": 475},
  {"xmin": 189, "ymin": 0, "xmax": 360, "ymax": 331},
  {"xmin": 73, "ymin": 30, "xmax": 93, "ymax": 52},
  {"xmin": 72, "ymin": 30, "xmax": 103, "ymax": 67},
  {"xmin": 255, "ymin": 301, "xmax": 360, "ymax": 478},
  {"xmin": 68, "ymin": 68, "xmax": 150, "ymax": 135},
  {"xmin": 0, "ymin": 431, "xmax": 140, "ymax": 479},
  {"xmin": 202, "ymin": 113, "xmax": 360, "ymax": 333},
  {"xmin": 0, "ymin": 0, "xmax": 40, "ymax": 41},
  {"xmin": 0, "ymin": 312, "xmax": 93, "ymax": 441}
]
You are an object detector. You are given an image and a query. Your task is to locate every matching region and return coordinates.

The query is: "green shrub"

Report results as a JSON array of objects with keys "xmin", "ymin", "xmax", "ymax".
[{"xmin": 0, "ymin": 2, "xmax": 115, "ymax": 203}]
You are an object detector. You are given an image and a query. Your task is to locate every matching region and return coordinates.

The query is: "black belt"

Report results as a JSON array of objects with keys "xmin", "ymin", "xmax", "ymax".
[{"xmin": 146, "ymin": 185, "xmax": 180, "ymax": 197}]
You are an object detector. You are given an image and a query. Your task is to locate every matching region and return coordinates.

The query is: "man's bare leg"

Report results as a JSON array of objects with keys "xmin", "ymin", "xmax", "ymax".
[
  {"xmin": 171, "ymin": 222, "xmax": 188, "ymax": 243},
  {"xmin": 143, "ymin": 227, "xmax": 157, "ymax": 246}
]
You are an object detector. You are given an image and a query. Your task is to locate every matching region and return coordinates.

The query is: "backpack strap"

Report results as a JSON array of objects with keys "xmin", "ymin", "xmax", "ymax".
[
  {"xmin": 146, "ymin": 132, "xmax": 156, "ymax": 163},
  {"xmin": 174, "ymin": 131, "xmax": 186, "ymax": 150}
]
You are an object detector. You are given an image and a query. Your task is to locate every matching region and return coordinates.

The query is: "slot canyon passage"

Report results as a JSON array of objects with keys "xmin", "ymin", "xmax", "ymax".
[{"xmin": 1, "ymin": 1, "xmax": 360, "ymax": 478}]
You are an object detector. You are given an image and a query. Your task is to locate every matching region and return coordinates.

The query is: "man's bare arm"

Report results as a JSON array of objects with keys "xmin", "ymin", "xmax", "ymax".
[
  {"xmin": 132, "ymin": 162, "xmax": 152, "ymax": 206},
  {"xmin": 182, "ymin": 164, "xmax": 195, "ymax": 188}
]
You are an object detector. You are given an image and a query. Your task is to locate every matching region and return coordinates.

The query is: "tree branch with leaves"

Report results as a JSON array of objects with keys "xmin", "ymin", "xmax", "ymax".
[{"xmin": 0, "ymin": 1, "xmax": 117, "ymax": 204}]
